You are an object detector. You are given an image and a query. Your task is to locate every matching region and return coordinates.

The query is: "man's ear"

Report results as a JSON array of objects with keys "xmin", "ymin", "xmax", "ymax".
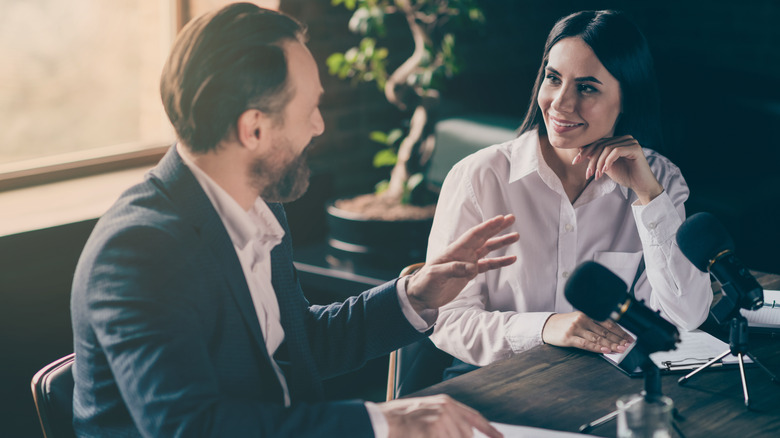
[{"xmin": 236, "ymin": 109, "xmax": 267, "ymax": 151}]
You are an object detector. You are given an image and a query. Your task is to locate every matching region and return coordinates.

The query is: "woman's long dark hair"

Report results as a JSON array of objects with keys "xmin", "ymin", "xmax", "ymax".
[{"xmin": 518, "ymin": 10, "xmax": 663, "ymax": 151}]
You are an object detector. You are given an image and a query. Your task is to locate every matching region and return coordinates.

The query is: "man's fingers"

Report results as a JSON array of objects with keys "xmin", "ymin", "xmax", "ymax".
[
  {"xmin": 476, "ymin": 255, "xmax": 517, "ymax": 273},
  {"xmin": 424, "ymin": 261, "xmax": 478, "ymax": 280},
  {"xmin": 450, "ymin": 399, "xmax": 503, "ymax": 438},
  {"xmin": 481, "ymin": 232, "xmax": 519, "ymax": 254},
  {"xmin": 455, "ymin": 215, "xmax": 515, "ymax": 249}
]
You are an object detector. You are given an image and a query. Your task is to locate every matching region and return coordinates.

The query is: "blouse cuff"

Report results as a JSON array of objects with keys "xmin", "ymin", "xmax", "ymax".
[
  {"xmin": 505, "ymin": 311, "xmax": 555, "ymax": 353},
  {"xmin": 631, "ymin": 192, "xmax": 682, "ymax": 246}
]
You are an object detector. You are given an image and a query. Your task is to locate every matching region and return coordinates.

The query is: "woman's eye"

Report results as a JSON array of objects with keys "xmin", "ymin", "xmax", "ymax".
[
  {"xmin": 545, "ymin": 74, "xmax": 560, "ymax": 84},
  {"xmin": 578, "ymin": 84, "xmax": 598, "ymax": 94}
]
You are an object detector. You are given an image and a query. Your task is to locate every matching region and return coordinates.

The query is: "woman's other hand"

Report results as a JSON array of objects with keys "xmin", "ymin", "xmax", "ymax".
[{"xmin": 541, "ymin": 311, "xmax": 634, "ymax": 353}]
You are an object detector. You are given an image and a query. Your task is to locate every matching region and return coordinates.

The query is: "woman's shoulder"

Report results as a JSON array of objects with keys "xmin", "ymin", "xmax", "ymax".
[
  {"xmin": 643, "ymin": 148, "xmax": 682, "ymax": 173},
  {"xmin": 450, "ymin": 131, "xmax": 534, "ymax": 175},
  {"xmin": 643, "ymin": 148, "xmax": 686, "ymax": 187}
]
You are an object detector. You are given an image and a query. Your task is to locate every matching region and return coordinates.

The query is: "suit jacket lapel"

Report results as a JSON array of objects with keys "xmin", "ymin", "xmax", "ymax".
[
  {"xmin": 268, "ymin": 203, "xmax": 324, "ymax": 401},
  {"xmin": 151, "ymin": 146, "xmax": 271, "ymax": 358}
]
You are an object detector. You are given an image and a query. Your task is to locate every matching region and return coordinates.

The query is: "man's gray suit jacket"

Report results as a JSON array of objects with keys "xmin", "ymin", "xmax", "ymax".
[{"xmin": 70, "ymin": 146, "xmax": 426, "ymax": 437}]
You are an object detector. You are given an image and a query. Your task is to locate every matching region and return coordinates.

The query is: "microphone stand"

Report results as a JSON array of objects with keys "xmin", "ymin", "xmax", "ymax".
[
  {"xmin": 677, "ymin": 314, "xmax": 779, "ymax": 407},
  {"xmin": 579, "ymin": 355, "xmax": 685, "ymax": 437}
]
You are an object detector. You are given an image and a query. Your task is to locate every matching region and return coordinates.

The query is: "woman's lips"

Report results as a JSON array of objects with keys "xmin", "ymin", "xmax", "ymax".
[{"xmin": 549, "ymin": 115, "xmax": 584, "ymax": 133}]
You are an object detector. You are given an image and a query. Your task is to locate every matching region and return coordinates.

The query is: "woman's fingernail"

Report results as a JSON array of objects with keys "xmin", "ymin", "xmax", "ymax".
[
  {"xmin": 586, "ymin": 168, "xmax": 593, "ymax": 179},
  {"xmin": 572, "ymin": 154, "xmax": 580, "ymax": 165}
]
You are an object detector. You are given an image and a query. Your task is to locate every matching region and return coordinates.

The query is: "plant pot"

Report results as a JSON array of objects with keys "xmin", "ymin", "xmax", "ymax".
[{"xmin": 325, "ymin": 202, "xmax": 433, "ymax": 270}]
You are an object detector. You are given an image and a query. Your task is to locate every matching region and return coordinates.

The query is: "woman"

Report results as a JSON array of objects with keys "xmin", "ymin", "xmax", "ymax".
[{"xmin": 426, "ymin": 10, "xmax": 712, "ymax": 369}]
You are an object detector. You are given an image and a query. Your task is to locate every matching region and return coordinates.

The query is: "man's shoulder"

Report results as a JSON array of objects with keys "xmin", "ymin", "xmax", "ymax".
[
  {"xmin": 101, "ymin": 174, "xmax": 185, "ymax": 235},
  {"xmin": 81, "ymin": 172, "xmax": 201, "ymax": 269}
]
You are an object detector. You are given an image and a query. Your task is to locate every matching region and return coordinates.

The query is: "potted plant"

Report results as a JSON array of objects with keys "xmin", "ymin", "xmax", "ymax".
[{"xmin": 325, "ymin": 0, "xmax": 484, "ymax": 267}]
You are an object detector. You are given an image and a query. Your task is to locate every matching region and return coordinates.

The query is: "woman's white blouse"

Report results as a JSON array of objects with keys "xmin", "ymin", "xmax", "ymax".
[{"xmin": 426, "ymin": 130, "xmax": 713, "ymax": 366}]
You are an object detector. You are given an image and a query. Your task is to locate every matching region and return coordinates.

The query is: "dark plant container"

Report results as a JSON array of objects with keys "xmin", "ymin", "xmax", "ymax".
[{"xmin": 325, "ymin": 203, "xmax": 433, "ymax": 270}]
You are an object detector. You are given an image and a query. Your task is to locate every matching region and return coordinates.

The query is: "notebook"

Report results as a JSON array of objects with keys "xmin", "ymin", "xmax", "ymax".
[
  {"xmin": 742, "ymin": 289, "xmax": 780, "ymax": 333},
  {"xmin": 603, "ymin": 329, "xmax": 752, "ymax": 377}
]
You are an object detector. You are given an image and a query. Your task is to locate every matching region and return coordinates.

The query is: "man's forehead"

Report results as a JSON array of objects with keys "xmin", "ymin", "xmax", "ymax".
[{"xmin": 282, "ymin": 40, "xmax": 322, "ymax": 93}]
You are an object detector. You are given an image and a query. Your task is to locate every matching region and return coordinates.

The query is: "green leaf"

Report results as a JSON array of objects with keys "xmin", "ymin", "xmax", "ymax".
[
  {"xmin": 468, "ymin": 7, "xmax": 485, "ymax": 23},
  {"xmin": 373, "ymin": 148, "xmax": 398, "ymax": 167},
  {"xmin": 344, "ymin": 47, "xmax": 359, "ymax": 63},
  {"xmin": 326, "ymin": 53, "xmax": 345, "ymax": 75},
  {"xmin": 369, "ymin": 131, "xmax": 388, "ymax": 144}
]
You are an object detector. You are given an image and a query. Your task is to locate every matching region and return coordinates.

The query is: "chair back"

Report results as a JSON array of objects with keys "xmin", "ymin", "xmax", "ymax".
[
  {"xmin": 31, "ymin": 353, "xmax": 76, "ymax": 438},
  {"xmin": 387, "ymin": 263, "xmax": 454, "ymax": 400},
  {"xmin": 387, "ymin": 338, "xmax": 454, "ymax": 400}
]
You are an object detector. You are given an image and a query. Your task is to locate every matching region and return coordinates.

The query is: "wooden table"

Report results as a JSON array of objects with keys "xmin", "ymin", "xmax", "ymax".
[{"xmin": 411, "ymin": 272, "xmax": 780, "ymax": 437}]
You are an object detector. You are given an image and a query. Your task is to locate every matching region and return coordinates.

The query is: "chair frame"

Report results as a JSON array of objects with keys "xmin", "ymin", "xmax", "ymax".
[
  {"xmin": 31, "ymin": 353, "xmax": 76, "ymax": 438},
  {"xmin": 387, "ymin": 262, "xmax": 424, "ymax": 401}
]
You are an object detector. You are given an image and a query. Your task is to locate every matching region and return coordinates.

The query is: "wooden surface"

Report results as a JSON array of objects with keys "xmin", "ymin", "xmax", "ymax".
[{"xmin": 411, "ymin": 272, "xmax": 780, "ymax": 437}]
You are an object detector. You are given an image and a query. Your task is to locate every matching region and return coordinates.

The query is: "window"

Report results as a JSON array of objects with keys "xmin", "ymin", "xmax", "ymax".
[{"xmin": 0, "ymin": 0, "xmax": 278, "ymax": 189}]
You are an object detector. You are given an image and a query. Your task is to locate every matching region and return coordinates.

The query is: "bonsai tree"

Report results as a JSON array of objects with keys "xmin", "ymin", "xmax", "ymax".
[{"xmin": 327, "ymin": 0, "xmax": 484, "ymax": 212}]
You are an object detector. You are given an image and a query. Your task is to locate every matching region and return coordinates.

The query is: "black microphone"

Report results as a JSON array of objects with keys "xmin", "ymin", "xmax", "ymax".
[
  {"xmin": 565, "ymin": 261, "xmax": 679, "ymax": 354},
  {"xmin": 676, "ymin": 212, "xmax": 763, "ymax": 315}
]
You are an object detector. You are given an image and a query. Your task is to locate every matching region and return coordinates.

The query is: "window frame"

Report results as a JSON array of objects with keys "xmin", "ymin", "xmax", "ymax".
[{"xmin": 0, "ymin": 0, "xmax": 193, "ymax": 192}]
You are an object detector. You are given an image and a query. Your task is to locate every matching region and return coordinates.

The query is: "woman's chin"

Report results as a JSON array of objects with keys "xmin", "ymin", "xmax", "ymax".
[{"xmin": 547, "ymin": 136, "xmax": 583, "ymax": 150}]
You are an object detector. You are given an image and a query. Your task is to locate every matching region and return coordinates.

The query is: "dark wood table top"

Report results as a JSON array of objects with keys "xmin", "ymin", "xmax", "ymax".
[{"xmin": 411, "ymin": 272, "xmax": 780, "ymax": 437}]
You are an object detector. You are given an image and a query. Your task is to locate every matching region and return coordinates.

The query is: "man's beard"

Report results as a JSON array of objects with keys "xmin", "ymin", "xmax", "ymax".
[{"xmin": 252, "ymin": 144, "xmax": 311, "ymax": 203}]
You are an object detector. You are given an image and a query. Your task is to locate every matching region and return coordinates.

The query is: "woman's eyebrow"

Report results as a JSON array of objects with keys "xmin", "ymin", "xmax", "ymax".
[{"xmin": 545, "ymin": 66, "xmax": 603, "ymax": 84}]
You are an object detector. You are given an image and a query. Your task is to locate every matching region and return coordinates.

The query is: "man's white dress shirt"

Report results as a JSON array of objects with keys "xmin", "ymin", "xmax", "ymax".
[
  {"xmin": 426, "ymin": 131, "xmax": 713, "ymax": 366},
  {"xmin": 178, "ymin": 144, "xmax": 434, "ymax": 437}
]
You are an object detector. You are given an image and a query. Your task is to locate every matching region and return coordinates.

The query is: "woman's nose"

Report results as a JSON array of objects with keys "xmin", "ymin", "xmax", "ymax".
[{"xmin": 551, "ymin": 86, "xmax": 575, "ymax": 113}]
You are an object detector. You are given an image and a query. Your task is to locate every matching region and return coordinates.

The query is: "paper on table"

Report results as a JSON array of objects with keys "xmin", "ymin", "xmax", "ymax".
[
  {"xmin": 604, "ymin": 329, "xmax": 752, "ymax": 373},
  {"xmin": 474, "ymin": 422, "xmax": 605, "ymax": 438},
  {"xmin": 741, "ymin": 289, "xmax": 780, "ymax": 329},
  {"xmin": 650, "ymin": 329, "xmax": 750, "ymax": 368}
]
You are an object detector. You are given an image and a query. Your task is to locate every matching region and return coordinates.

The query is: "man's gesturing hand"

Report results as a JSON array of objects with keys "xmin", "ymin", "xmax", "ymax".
[{"xmin": 406, "ymin": 215, "xmax": 518, "ymax": 312}]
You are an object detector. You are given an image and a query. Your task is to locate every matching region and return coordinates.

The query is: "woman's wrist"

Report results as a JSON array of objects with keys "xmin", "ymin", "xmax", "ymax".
[{"xmin": 635, "ymin": 182, "xmax": 664, "ymax": 205}]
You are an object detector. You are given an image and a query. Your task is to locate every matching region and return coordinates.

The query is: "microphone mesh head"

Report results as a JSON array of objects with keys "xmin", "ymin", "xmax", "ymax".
[
  {"xmin": 676, "ymin": 212, "xmax": 735, "ymax": 272},
  {"xmin": 564, "ymin": 261, "xmax": 628, "ymax": 321}
]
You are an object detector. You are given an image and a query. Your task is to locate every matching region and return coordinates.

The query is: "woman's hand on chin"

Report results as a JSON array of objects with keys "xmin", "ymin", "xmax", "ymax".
[{"xmin": 573, "ymin": 135, "xmax": 664, "ymax": 204}]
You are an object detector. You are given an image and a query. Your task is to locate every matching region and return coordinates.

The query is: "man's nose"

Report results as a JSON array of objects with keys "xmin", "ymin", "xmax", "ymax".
[{"xmin": 312, "ymin": 108, "xmax": 325, "ymax": 136}]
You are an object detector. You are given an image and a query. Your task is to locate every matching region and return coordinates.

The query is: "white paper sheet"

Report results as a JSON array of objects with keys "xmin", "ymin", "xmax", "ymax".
[
  {"xmin": 603, "ymin": 329, "xmax": 752, "ymax": 372},
  {"xmin": 474, "ymin": 422, "xmax": 604, "ymax": 438},
  {"xmin": 741, "ymin": 289, "xmax": 780, "ymax": 328}
]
